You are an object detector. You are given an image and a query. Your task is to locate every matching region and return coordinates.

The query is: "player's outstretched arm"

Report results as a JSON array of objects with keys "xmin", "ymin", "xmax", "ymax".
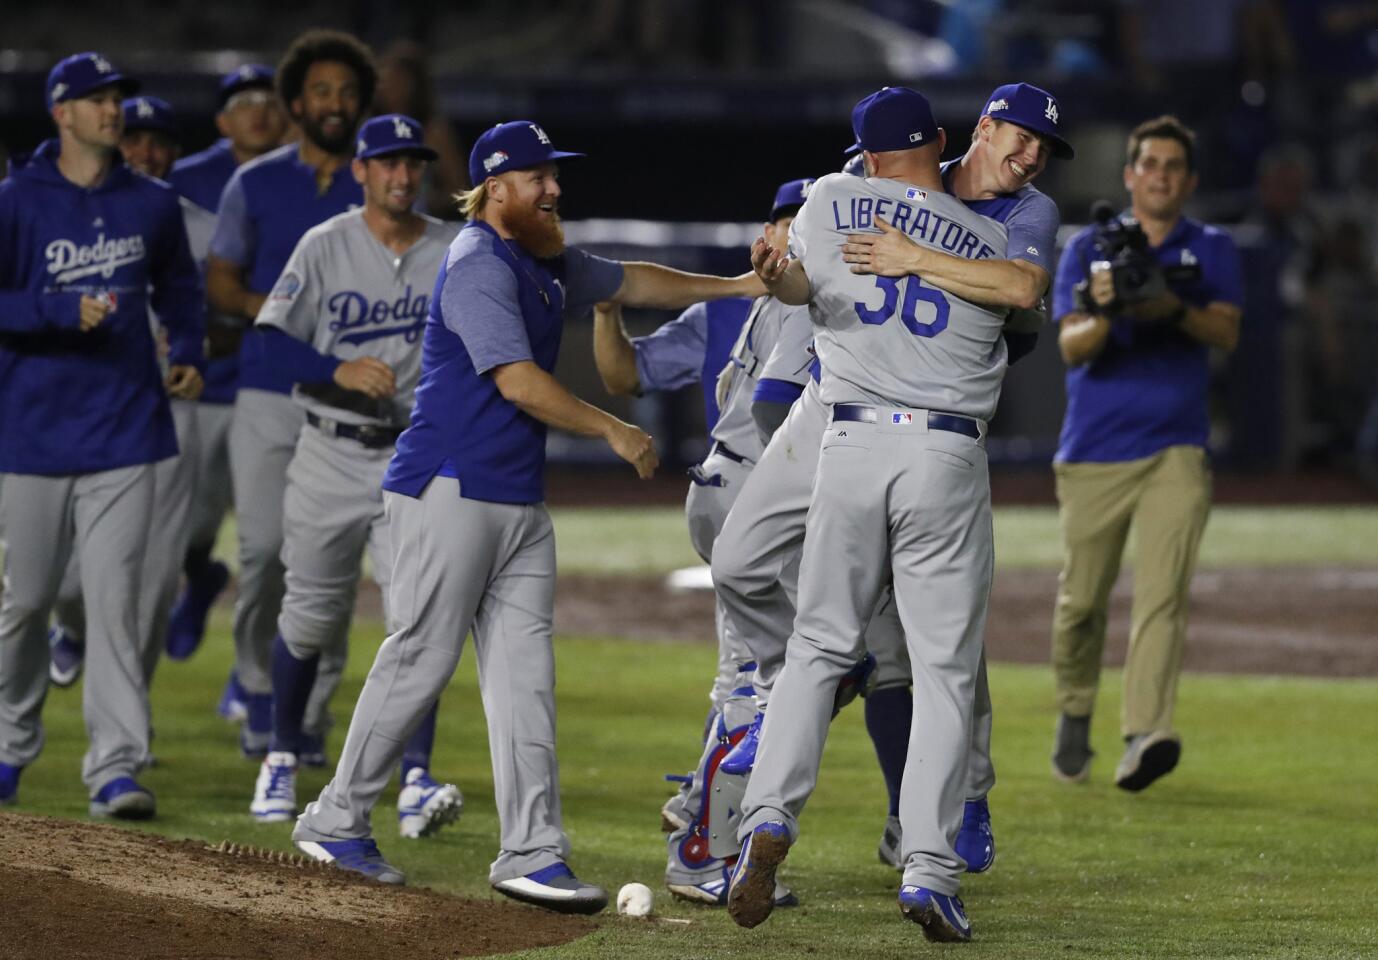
[
  {"xmin": 492, "ymin": 360, "xmax": 659, "ymax": 478},
  {"xmin": 843, "ymin": 216, "xmax": 1047, "ymax": 310},
  {"xmin": 749, "ymin": 235, "xmax": 810, "ymax": 305},
  {"xmin": 612, "ymin": 262, "xmax": 765, "ymax": 311},
  {"xmin": 592, "ymin": 302, "xmax": 641, "ymax": 395}
]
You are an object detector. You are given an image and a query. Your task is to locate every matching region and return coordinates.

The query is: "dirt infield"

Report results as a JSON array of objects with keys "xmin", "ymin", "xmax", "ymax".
[
  {"xmin": 0, "ymin": 813, "xmax": 591, "ymax": 960},
  {"xmin": 557, "ymin": 566, "xmax": 1378, "ymax": 678}
]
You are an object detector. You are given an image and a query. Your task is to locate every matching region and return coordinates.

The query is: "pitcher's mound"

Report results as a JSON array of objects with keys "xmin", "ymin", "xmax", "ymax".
[{"xmin": 0, "ymin": 812, "xmax": 593, "ymax": 959}]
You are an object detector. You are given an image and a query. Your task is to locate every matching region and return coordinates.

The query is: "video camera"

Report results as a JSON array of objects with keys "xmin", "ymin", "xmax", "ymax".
[{"xmin": 1075, "ymin": 201, "xmax": 1201, "ymax": 316}]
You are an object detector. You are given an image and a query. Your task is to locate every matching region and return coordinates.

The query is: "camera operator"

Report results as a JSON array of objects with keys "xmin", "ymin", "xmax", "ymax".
[{"xmin": 1048, "ymin": 115, "xmax": 1242, "ymax": 793}]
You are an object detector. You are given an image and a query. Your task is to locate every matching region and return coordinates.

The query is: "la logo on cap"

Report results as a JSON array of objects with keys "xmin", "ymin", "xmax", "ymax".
[
  {"xmin": 136, "ymin": 98, "xmax": 154, "ymax": 118},
  {"xmin": 529, "ymin": 124, "xmax": 551, "ymax": 145},
  {"xmin": 91, "ymin": 54, "xmax": 112, "ymax": 74},
  {"xmin": 392, "ymin": 117, "xmax": 413, "ymax": 139},
  {"xmin": 1044, "ymin": 97, "xmax": 1059, "ymax": 124}
]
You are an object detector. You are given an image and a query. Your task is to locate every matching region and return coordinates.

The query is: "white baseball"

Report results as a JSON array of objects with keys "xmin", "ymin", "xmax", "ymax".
[{"xmin": 616, "ymin": 882, "xmax": 653, "ymax": 917}]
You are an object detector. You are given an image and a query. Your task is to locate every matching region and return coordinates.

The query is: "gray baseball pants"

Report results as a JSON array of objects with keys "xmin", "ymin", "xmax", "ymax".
[
  {"xmin": 186, "ymin": 401, "xmax": 234, "ymax": 555},
  {"xmin": 296, "ymin": 478, "xmax": 570, "ymax": 884},
  {"xmin": 712, "ymin": 383, "xmax": 995, "ymax": 798},
  {"xmin": 738, "ymin": 412, "xmax": 993, "ymax": 895},
  {"xmin": 229, "ymin": 389, "xmax": 343, "ymax": 734},
  {"xmin": 277, "ymin": 424, "xmax": 392, "ymax": 659},
  {"xmin": 0, "ymin": 465, "xmax": 155, "ymax": 792}
]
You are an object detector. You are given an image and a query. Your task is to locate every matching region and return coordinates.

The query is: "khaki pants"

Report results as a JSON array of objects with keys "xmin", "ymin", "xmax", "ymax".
[{"xmin": 1051, "ymin": 445, "xmax": 1211, "ymax": 737}]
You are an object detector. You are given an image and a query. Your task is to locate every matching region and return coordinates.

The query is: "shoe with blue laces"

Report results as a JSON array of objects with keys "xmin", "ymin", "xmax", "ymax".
[
  {"xmin": 726, "ymin": 820, "xmax": 792, "ymax": 929},
  {"xmin": 492, "ymin": 862, "xmax": 608, "ymax": 914},
  {"xmin": 249, "ymin": 751, "xmax": 297, "ymax": 823},
  {"xmin": 397, "ymin": 767, "xmax": 463, "ymax": 839},
  {"xmin": 295, "ymin": 836, "xmax": 405, "ymax": 885},
  {"xmin": 48, "ymin": 626, "xmax": 85, "ymax": 688},
  {"xmin": 899, "ymin": 884, "xmax": 972, "ymax": 942},
  {"xmin": 956, "ymin": 797, "xmax": 995, "ymax": 873},
  {"xmin": 89, "ymin": 777, "xmax": 156, "ymax": 819}
]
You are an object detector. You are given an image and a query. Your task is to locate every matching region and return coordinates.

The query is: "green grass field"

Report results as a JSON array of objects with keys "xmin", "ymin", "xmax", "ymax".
[{"xmin": 11, "ymin": 504, "xmax": 1378, "ymax": 958}]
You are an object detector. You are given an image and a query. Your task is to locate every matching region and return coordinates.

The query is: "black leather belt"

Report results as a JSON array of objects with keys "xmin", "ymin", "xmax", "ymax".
[
  {"xmin": 306, "ymin": 411, "xmax": 402, "ymax": 449},
  {"xmin": 832, "ymin": 404, "xmax": 983, "ymax": 440}
]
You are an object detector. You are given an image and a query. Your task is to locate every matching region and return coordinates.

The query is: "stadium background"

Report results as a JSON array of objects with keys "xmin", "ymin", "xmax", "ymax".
[{"xmin": 2, "ymin": 3, "xmax": 1377, "ymax": 959}]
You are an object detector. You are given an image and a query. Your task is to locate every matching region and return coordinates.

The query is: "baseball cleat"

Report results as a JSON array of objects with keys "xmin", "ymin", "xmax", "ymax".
[
  {"xmin": 1114, "ymin": 731, "xmax": 1181, "ymax": 792},
  {"xmin": 296, "ymin": 837, "xmax": 405, "ymax": 884},
  {"xmin": 718, "ymin": 712, "xmax": 763, "ymax": 776},
  {"xmin": 0, "ymin": 762, "xmax": 22, "ymax": 806},
  {"xmin": 877, "ymin": 814, "xmax": 902, "ymax": 870},
  {"xmin": 667, "ymin": 864, "xmax": 798, "ymax": 907},
  {"xmin": 216, "ymin": 671, "xmax": 248, "ymax": 723},
  {"xmin": 1051, "ymin": 713, "xmax": 1094, "ymax": 783},
  {"xmin": 89, "ymin": 777, "xmax": 156, "ymax": 820},
  {"xmin": 397, "ymin": 767, "xmax": 463, "ymax": 839},
  {"xmin": 956, "ymin": 797, "xmax": 996, "ymax": 874},
  {"xmin": 492, "ymin": 862, "xmax": 608, "ymax": 915},
  {"xmin": 48, "ymin": 626, "xmax": 85, "ymax": 688},
  {"xmin": 250, "ymin": 751, "xmax": 297, "ymax": 822},
  {"xmin": 166, "ymin": 559, "xmax": 229, "ymax": 661},
  {"xmin": 899, "ymin": 885, "xmax": 972, "ymax": 943},
  {"xmin": 726, "ymin": 820, "xmax": 791, "ymax": 929}
]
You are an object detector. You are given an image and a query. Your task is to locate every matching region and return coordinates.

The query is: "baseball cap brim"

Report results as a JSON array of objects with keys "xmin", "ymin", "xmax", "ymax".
[
  {"xmin": 359, "ymin": 143, "xmax": 441, "ymax": 161},
  {"xmin": 64, "ymin": 75, "xmax": 140, "ymax": 104}
]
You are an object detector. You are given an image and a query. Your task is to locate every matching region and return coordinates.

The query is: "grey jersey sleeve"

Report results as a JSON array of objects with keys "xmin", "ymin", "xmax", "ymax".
[
  {"xmin": 1005, "ymin": 189, "xmax": 1060, "ymax": 274},
  {"xmin": 562, "ymin": 247, "xmax": 626, "ymax": 319},
  {"xmin": 756, "ymin": 302, "xmax": 816, "ymax": 387},
  {"xmin": 633, "ymin": 301, "xmax": 708, "ymax": 392},
  {"xmin": 208, "ymin": 172, "xmax": 253, "ymax": 266},
  {"xmin": 254, "ymin": 228, "xmax": 324, "ymax": 341},
  {"xmin": 441, "ymin": 251, "xmax": 533, "ymax": 374}
]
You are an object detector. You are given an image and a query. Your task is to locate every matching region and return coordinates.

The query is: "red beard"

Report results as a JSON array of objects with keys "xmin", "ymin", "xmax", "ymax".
[{"xmin": 505, "ymin": 201, "xmax": 565, "ymax": 259}]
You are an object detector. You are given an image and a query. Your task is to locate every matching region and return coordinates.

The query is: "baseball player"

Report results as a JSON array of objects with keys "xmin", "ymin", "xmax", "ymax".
[
  {"xmin": 0, "ymin": 53, "xmax": 204, "ymax": 817},
  {"xmin": 247, "ymin": 114, "xmax": 462, "ymax": 840},
  {"xmin": 291, "ymin": 119, "xmax": 764, "ymax": 913},
  {"xmin": 711, "ymin": 83, "xmax": 1067, "ymax": 876},
  {"xmin": 591, "ymin": 179, "xmax": 815, "ymax": 907},
  {"xmin": 725, "ymin": 86, "xmax": 1068, "ymax": 942},
  {"xmin": 48, "ymin": 95, "xmax": 218, "ymax": 699},
  {"xmin": 205, "ymin": 30, "xmax": 376, "ymax": 763},
  {"xmin": 165, "ymin": 64, "xmax": 287, "ymax": 670}
]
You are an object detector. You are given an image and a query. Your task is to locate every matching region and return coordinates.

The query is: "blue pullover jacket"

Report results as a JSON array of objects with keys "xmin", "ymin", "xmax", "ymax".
[{"xmin": 0, "ymin": 139, "xmax": 205, "ymax": 475}]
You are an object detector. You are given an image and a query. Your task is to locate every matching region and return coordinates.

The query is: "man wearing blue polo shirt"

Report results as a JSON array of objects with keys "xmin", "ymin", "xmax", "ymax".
[
  {"xmin": 292, "ymin": 119, "xmax": 764, "ymax": 912},
  {"xmin": 204, "ymin": 30, "xmax": 375, "ymax": 762},
  {"xmin": 1049, "ymin": 115, "xmax": 1242, "ymax": 792}
]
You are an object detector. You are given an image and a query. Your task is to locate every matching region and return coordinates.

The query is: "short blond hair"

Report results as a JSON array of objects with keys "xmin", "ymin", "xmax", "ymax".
[{"xmin": 455, "ymin": 180, "xmax": 489, "ymax": 220}]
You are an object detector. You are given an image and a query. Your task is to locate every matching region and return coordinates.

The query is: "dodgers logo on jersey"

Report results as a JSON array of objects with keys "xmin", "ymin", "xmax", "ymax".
[
  {"xmin": 328, "ymin": 284, "xmax": 430, "ymax": 345},
  {"xmin": 45, "ymin": 233, "xmax": 147, "ymax": 284}
]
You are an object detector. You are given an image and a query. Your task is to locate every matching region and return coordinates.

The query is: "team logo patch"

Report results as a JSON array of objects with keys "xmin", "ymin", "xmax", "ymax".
[
  {"xmin": 1044, "ymin": 96, "xmax": 1059, "ymax": 124},
  {"xmin": 909, "ymin": 131, "xmax": 923, "ymax": 143},
  {"xmin": 905, "ymin": 187, "xmax": 927, "ymax": 201},
  {"xmin": 892, "ymin": 412, "xmax": 913, "ymax": 425},
  {"xmin": 529, "ymin": 124, "xmax": 551, "ymax": 145},
  {"xmin": 51, "ymin": 81, "xmax": 68, "ymax": 101},
  {"xmin": 91, "ymin": 54, "xmax": 113, "ymax": 74},
  {"xmin": 357, "ymin": 137, "xmax": 367, "ymax": 153},
  {"xmin": 483, "ymin": 150, "xmax": 509, "ymax": 172},
  {"xmin": 270, "ymin": 271, "xmax": 302, "ymax": 302},
  {"xmin": 986, "ymin": 98, "xmax": 1009, "ymax": 113},
  {"xmin": 392, "ymin": 116, "xmax": 414, "ymax": 139},
  {"xmin": 1026, "ymin": 245, "xmax": 1040, "ymax": 256},
  {"xmin": 135, "ymin": 98, "xmax": 154, "ymax": 118},
  {"xmin": 45, "ymin": 233, "xmax": 147, "ymax": 283}
]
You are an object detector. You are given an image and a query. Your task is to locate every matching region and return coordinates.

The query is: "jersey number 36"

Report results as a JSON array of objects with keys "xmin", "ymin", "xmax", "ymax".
[{"xmin": 854, "ymin": 275, "xmax": 949, "ymax": 337}]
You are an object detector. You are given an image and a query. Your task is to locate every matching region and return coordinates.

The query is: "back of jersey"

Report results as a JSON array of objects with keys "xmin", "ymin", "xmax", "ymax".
[{"xmin": 791, "ymin": 172, "xmax": 1010, "ymax": 420}]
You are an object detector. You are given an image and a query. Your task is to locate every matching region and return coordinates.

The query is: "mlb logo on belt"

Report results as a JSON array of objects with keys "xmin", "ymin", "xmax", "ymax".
[{"xmin": 892, "ymin": 412, "xmax": 912, "ymax": 425}]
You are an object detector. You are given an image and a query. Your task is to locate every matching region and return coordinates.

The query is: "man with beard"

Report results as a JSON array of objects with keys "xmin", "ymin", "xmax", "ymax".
[
  {"xmin": 0, "ymin": 53, "xmax": 203, "ymax": 816},
  {"xmin": 204, "ymin": 30, "xmax": 375, "ymax": 766},
  {"xmin": 292, "ymin": 120, "xmax": 764, "ymax": 913},
  {"xmin": 163, "ymin": 64, "xmax": 287, "ymax": 672}
]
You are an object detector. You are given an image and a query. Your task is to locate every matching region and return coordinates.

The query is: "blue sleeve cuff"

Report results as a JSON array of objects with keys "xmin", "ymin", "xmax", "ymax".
[
  {"xmin": 753, "ymin": 377, "xmax": 806, "ymax": 404},
  {"xmin": 257, "ymin": 327, "xmax": 341, "ymax": 385}
]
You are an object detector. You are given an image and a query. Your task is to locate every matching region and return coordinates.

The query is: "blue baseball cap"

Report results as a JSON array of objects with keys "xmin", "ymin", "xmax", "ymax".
[
  {"xmin": 468, "ymin": 120, "xmax": 584, "ymax": 188},
  {"xmin": 844, "ymin": 86, "xmax": 939, "ymax": 155},
  {"xmin": 218, "ymin": 63, "xmax": 275, "ymax": 110},
  {"xmin": 980, "ymin": 82, "xmax": 1074, "ymax": 159},
  {"xmin": 356, "ymin": 114, "xmax": 438, "ymax": 161},
  {"xmin": 769, "ymin": 178, "xmax": 813, "ymax": 221},
  {"xmin": 122, "ymin": 96, "xmax": 178, "ymax": 139},
  {"xmin": 47, "ymin": 52, "xmax": 138, "ymax": 109}
]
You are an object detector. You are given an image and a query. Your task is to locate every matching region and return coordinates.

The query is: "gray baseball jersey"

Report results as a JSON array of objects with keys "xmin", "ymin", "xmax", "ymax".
[
  {"xmin": 755, "ymin": 301, "xmax": 816, "ymax": 390},
  {"xmin": 256, "ymin": 210, "xmax": 459, "ymax": 427},
  {"xmin": 709, "ymin": 297, "xmax": 803, "ymax": 460},
  {"xmin": 790, "ymin": 172, "xmax": 1009, "ymax": 418}
]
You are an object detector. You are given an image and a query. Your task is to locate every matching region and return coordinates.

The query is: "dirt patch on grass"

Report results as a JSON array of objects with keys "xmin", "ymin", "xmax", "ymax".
[{"xmin": 0, "ymin": 813, "xmax": 592, "ymax": 960}]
